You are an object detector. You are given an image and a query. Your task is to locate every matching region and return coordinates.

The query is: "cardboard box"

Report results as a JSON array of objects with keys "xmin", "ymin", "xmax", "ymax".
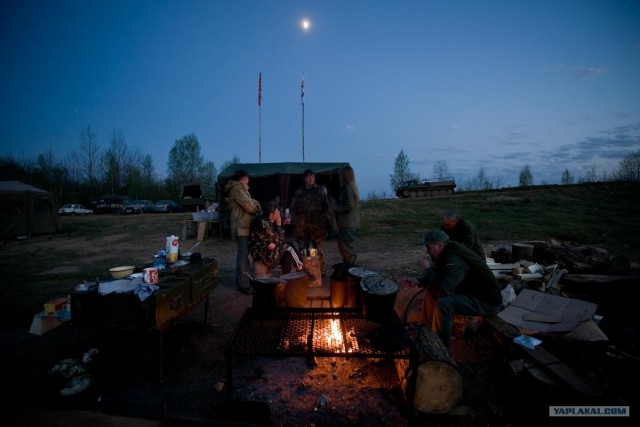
[{"xmin": 44, "ymin": 297, "xmax": 69, "ymax": 315}]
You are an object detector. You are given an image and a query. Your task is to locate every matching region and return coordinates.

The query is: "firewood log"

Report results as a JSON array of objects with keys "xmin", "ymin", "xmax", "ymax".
[{"xmin": 411, "ymin": 326, "xmax": 463, "ymax": 414}]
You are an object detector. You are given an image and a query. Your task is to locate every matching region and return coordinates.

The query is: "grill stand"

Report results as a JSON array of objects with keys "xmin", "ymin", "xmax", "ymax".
[{"xmin": 225, "ymin": 308, "xmax": 414, "ymax": 402}]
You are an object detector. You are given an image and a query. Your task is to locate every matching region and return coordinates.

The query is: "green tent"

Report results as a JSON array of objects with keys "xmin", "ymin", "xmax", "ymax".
[
  {"xmin": 216, "ymin": 162, "xmax": 349, "ymax": 208},
  {"xmin": 0, "ymin": 181, "xmax": 62, "ymax": 239}
]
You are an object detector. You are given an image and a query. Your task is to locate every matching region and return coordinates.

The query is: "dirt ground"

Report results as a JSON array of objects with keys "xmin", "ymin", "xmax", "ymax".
[{"xmin": 0, "ymin": 216, "xmax": 634, "ymax": 426}]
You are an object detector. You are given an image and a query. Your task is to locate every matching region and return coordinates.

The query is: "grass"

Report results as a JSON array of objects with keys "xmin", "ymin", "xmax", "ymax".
[
  {"xmin": 360, "ymin": 181, "xmax": 640, "ymax": 257},
  {"xmin": 2, "ymin": 181, "xmax": 639, "ymax": 328}
]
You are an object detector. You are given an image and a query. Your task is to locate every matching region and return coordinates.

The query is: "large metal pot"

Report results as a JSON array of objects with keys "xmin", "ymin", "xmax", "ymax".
[
  {"xmin": 329, "ymin": 264, "xmax": 379, "ymax": 309},
  {"xmin": 280, "ymin": 271, "xmax": 309, "ymax": 307},
  {"xmin": 250, "ymin": 277, "xmax": 287, "ymax": 309},
  {"xmin": 360, "ymin": 275, "xmax": 399, "ymax": 322}
]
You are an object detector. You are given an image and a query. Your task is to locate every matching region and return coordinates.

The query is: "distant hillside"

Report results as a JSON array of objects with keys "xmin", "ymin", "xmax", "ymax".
[{"xmin": 359, "ymin": 181, "xmax": 640, "ymax": 258}]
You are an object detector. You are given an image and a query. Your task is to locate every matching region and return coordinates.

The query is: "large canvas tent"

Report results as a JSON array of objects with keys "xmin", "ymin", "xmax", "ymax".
[
  {"xmin": 0, "ymin": 181, "xmax": 62, "ymax": 239},
  {"xmin": 216, "ymin": 162, "xmax": 350, "ymax": 208}
]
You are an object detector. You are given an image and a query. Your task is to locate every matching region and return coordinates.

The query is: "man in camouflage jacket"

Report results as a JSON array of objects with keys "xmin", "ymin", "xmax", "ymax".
[{"xmin": 289, "ymin": 169, "xmax": 330, "ymax": 272}]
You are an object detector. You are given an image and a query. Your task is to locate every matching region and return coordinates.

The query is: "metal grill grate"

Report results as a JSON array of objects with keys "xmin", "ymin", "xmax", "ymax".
[{"xmin": 229, "ymin": 308, "xmax": 412, "ymax": 358}]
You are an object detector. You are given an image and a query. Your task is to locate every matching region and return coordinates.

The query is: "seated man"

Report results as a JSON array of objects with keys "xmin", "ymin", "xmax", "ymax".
[
  {"xmin": 440, "ymin": 208, "xmax": 486, "ymax": 260},
  {"xmin": 402, "ymin": 230, "xmax": 502, "ymax": 351},
  {"xmin": 249, "ymin": 202, "xmax": 304, "ymax": 276}
]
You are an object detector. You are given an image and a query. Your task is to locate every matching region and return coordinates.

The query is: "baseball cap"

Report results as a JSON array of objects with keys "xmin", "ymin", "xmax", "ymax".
[{"xmin": 422, "ymin": 230, "xmax": 450, "ymax": 245}]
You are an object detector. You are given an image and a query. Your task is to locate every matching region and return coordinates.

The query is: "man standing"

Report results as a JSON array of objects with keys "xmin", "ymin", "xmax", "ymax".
[
  {"xmin": 441, "ymin": 208, "xmax": 486, "ymax": 260},
  {"xmin": 225, "ymin": 169, "xmax": 260, "ymax": 295},
  {"xmin": 402, "ymin": 230, "xmax": 502, "ymax": 351},
  {"xmin": 289, "ymin": 169, "xmax": 330, "ymax": 272}
]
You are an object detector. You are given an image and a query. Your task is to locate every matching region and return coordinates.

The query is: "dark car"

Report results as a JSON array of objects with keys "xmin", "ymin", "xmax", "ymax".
[
  {"xmin": 123, "ymin": 200, "xmax": 154, "ymax": 214},
  {"xmin": 153, "ymin": 199, "xmax": 181, "ymax": 213}
]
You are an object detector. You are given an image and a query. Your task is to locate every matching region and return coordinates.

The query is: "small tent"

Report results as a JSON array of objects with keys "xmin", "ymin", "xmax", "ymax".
[
  {"xmin": 0, "ymin": 181, "xmax": 62, "ymax": 239},
  {"xmin": 216, "ymin": 162, "xmax": 350, "ymax": 208}
]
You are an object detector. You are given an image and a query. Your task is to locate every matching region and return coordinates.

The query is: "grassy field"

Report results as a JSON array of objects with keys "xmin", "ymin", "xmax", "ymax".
[
  {"xmin": 361, "ymin": 181, "xmax": 640, "ymax": 257},
  {"xmin": 1, "ymin": 181, "xmax": 639, "ymax": 329}
]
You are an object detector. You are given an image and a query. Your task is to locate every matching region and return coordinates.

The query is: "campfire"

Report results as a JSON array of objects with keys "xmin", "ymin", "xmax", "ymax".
[
  {"xmin": 226, "ymin": 308, "xmax": 414, "ymax": 425},
  {"xmin": 282, "ymin": 315, "xmax": 358, "ymax": 354}
]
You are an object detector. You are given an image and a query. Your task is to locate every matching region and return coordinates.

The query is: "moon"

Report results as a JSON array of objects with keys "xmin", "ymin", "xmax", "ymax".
[{"xmin": 301, "ymin": 19, "xmax": 311, "ymax": 31}]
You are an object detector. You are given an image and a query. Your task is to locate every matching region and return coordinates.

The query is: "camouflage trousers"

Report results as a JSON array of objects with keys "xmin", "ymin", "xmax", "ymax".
[{"xmin": 294, "ymin": 215, "xmax": 328, "ymax": 271}]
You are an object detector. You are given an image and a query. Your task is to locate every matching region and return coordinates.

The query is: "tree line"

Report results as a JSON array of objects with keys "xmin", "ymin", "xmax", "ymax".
[
  {"xmin": 0, "ymin": 126, "xmax": 238, "ymax": 207},
  {"xmin": 380, "ymin": 149, "xmax": 640, "ymax": 199}
]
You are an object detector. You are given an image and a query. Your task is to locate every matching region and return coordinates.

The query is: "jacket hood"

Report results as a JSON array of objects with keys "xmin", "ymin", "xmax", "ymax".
[{"xmin": 225, "ymin": 179, "xmax": 248, "ymax": 192}]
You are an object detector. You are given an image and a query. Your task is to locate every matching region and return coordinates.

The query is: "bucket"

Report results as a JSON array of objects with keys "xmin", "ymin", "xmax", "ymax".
[
  {"xmin": 250, "ymin": 277, "xmax": 287, "ymax": 309},
  {"xmin": 280, "ymin": 271, "xmax": 309, "ymax": 307},
  {"xmin": 360, "ymin": 275, "xmax": 399, "ymax": 322},
  {"xmin": 303, "ymin": 255, "xmax": 322, "ymax": 288}
]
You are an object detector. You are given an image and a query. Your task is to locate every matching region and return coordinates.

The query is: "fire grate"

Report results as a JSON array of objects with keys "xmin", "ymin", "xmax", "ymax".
[{"xmin": 228, "ymin": 307, "xmax": 412, "ymax": 358}]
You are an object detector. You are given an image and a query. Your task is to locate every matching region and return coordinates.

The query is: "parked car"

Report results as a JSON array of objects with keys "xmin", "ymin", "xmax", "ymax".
[
  {"xmin": 58, "ymin": 204, "xmax": 93, "ymax": 216},
  {"xmin": 92, "ymin": 195, "xmax": 130, "ymax": 214},
  {"xmin": 153, "ymin": 200, "xmax": 181, "ymax": 213},
  {"xmin": 122, "ymin": 200, "xmax": 154, "ymax": 214}
]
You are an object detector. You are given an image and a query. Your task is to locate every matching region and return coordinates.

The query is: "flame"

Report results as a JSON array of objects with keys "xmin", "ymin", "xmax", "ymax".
[{"xmin": 327, "ymin": 319, "xmax": 344, "ymax": 350}]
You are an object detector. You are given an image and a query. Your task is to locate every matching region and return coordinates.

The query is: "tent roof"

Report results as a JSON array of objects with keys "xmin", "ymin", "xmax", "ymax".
[
  {"xmin": 217, "ymin": 162, "xmax": 349, "ymax": 181},
  {"xmin": 0, "ymin": 180, "xmax": 49, "ymax": 193}
]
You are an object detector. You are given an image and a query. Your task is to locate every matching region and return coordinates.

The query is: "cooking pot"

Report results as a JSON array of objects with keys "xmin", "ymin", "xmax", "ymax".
[
  {"xmin": 360, "ymin": 275, "xmax": 399, "ymax": 322},
  {"xmin": 330, "ymin": 264, "xmax": 380, "ymax": 309},
  {"xmin": 280, "ymin": 271, "xmax": 308, "ymax": 307},
  {"xmin": 250, "ymin": 277, "xmax": 287, "ymax": 309}
]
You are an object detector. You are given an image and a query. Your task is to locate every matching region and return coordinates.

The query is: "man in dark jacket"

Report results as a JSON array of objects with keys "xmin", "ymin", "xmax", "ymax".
[
  {"xmin": 289, "ymin": 169, "xmax": 330, "ymax": 272},
  {"xmin": 402, "ymin": 230, "xmax": 502, "ymax": 350},
  {"xmin": 440, "ymin": 208, "xmax": 485, "ymax": 260}
]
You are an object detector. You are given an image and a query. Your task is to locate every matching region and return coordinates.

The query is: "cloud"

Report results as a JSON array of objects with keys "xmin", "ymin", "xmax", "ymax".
[
  {"xmin": 613, "ymin": 112, "xmax": 637, "ymax": 119},
  {"xmin": 551, "ymin": 122, "xmax": 640, "ymax": 163},
  {"xmin": 569, "ymin": 66, "xmax": 605, "ymax": 78},
  {"xmin": 344, "ymin": 124, "xmax": 355, "ymax": 131},
  {"xmin": 500, "ymin": 151, "xmax": 532, "ymax": 160},
  {"xmin": 564, "ymin": 114, "xmax": 593, "ymax": 126},
  {"xmin": 447, "ymin": 125, "xmax": 461, "ymax": 132}
]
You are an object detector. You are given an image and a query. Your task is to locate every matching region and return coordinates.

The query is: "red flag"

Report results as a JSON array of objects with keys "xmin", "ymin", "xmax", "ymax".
[{"xmin": 258, "ymin": 73, "xmax": 262, "ymax": 107}]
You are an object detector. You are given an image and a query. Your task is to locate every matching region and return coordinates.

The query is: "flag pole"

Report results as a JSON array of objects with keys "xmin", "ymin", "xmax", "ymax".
[
  {"xmin": 301, "ymin": 73, "xmax": 305, "ymax": 162},
  {"xmin": 258, "ymin": 72, "xmax": 262, "ymax": 163}
]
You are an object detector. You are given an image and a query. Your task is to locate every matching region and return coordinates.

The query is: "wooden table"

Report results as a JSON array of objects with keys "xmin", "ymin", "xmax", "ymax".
[{"xmin": 71, "ymin": 259, "xmax": 218, "ymax": 376}]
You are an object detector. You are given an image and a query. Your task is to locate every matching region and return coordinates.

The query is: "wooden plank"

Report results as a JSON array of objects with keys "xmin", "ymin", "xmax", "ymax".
[
  {"xmin": 196, "ymin": 221, "xmax": 207, "ymax": 241},
  {"xmin": 485, "ymin": 316, "xmax": 602, "ymax": 397}
]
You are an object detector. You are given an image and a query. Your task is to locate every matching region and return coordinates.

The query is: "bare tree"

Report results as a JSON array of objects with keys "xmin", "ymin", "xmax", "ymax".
[
  {"xmin": 103, "ymin": 129, "xmax": 128, "ymax": 193},
  {"xmin": 167, "ymin": 134, "xmax": 204, "ymax": 193},
  {"xmin": 518, "ymin": 164, "xmax": 533, "ymax": 186},
  {"xmin": 390, "ymin": 149, "xmax": 419, "ymax": 192},
  {"xmin": 615, "ymin": 149, "xmax": 640, "ymax": 181},
  {"xmin": 432, "ymin": 160, "xmax": 450, "ymax": 180},
  {"xmin": 78, "ymin": 125, "xmax": 101, "ymax": 194},
  {"xmin": 561, "ymin": 169, "xmax": 574, "ymax": 185},
  {"xmin": 580, "ymin": 166, "xmax": 599, "ymax": 183},
  {"xmin": 200, "ymin": 160, "xmax": 217, "ymax": 185}
]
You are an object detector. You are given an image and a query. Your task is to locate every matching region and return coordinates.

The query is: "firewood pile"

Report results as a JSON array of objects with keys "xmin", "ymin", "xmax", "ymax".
[{"xmin": 488, "ymin": 239, "xmax": 640, "ymax": 405}]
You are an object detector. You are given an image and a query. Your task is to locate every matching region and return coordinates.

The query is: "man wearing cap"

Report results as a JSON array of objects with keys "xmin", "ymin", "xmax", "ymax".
[
  {"xmin": 289, "ymin": 169, "xmax": 330, "ymax": 272},
  {"xmin": 402, "ymin": 230, "xmax": 502, "ymax": 351}
]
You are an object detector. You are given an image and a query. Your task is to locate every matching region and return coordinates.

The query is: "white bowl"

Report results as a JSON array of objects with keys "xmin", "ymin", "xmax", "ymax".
[{"xmin": 109, "ymin": 266, "xmax": 135, "ymax": 279}]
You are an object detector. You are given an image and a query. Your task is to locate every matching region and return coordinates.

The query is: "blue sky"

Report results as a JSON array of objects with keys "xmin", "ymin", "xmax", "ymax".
[{"xmin": 2, "ymin": 0, "xmax": 639, "ymax": 197}]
